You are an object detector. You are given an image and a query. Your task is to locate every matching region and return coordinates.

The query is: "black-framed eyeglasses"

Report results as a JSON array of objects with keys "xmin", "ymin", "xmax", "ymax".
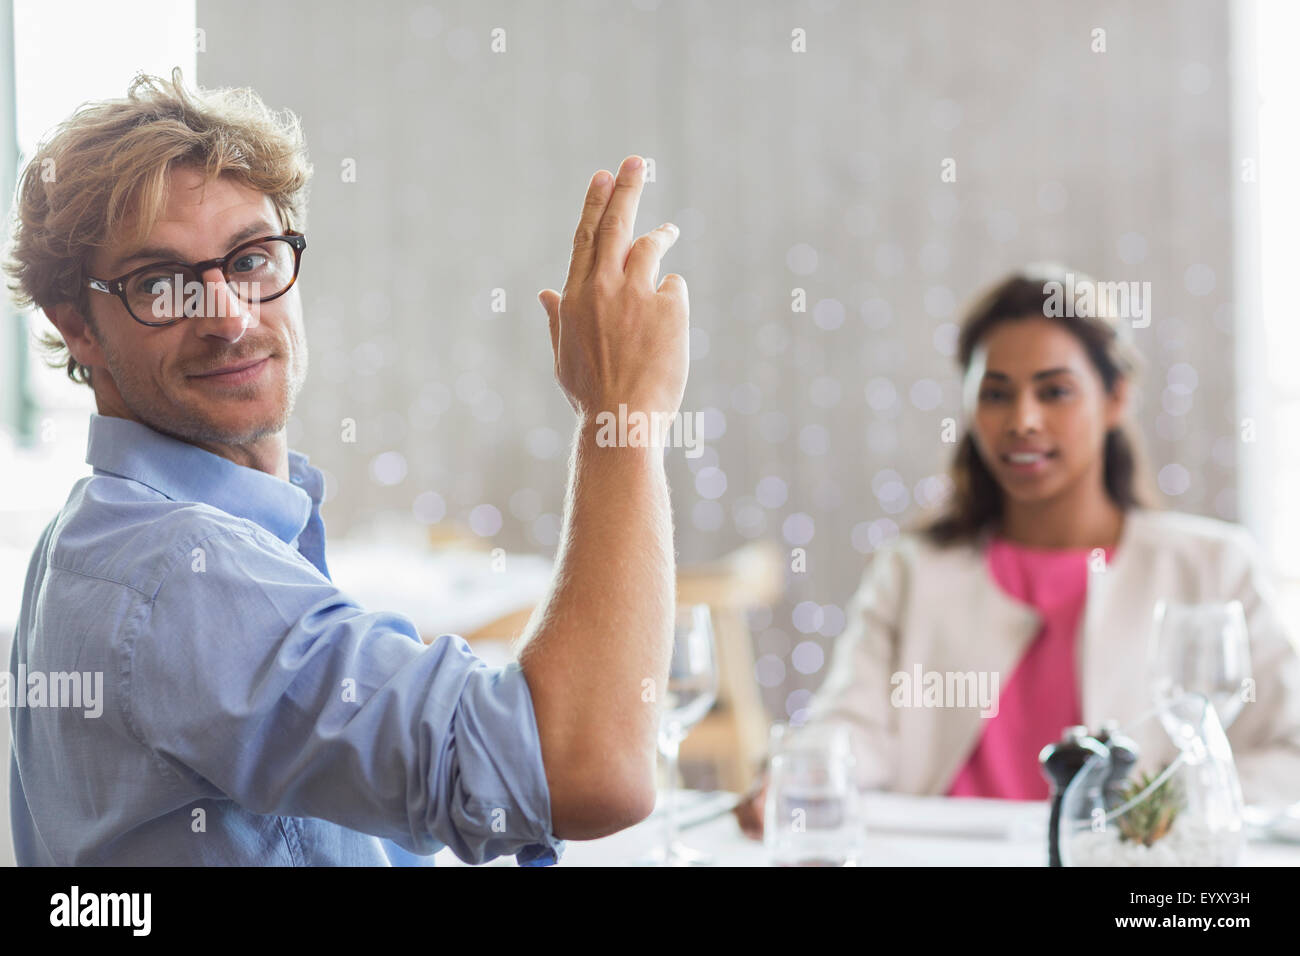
[{"xmin": 86, "ymin": 230, "xmax": 307, "ymax": 327}]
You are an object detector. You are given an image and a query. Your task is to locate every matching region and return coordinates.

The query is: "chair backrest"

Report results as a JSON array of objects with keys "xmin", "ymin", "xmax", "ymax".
[{"xmin": 675, "ymin": 542, "xmax": 782, "ymax": 788}]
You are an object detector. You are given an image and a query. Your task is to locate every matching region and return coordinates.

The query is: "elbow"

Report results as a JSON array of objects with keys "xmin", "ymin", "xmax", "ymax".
[
  {"xmin": 593, "ymin": 775, "xmax": 657, "ymax": 836},
  {"xmin": 549, "ymin": 756, "xmax": 657, "ymax": 839},
  {"xmin": 608, "ymin": 765, "xmax": 658, "ymax": 830}
]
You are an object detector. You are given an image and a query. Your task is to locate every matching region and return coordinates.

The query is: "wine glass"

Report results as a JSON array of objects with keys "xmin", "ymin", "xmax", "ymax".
[
  {"xmin": 764, "ymin": 721, "xmax": 863, "ymax": 866},
  {"xmin": 1059, "ymin": 692, "xmax": 1244, "ymax": 866},
  {"xmin": 1150, "ymin": 600, "xmax": 1252, "ymax": 728},
  {"xmin": 641, "ymin": 604, "xmax": 717, "ymax": 866}
]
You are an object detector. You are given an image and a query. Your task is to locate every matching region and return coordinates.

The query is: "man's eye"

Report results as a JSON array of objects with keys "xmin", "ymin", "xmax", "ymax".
[
  {"xmin": 230, "ymin": 251, "xmax": 269, "ymax": 274},
  {"xmin": 979, "ymin": 389, "xmax": 1008, "ymax": 402},
  {"xmin": 132, "ymin": 273, "xmax": 183, "ymax": 297},
  {"xmin": 1041, "ymin": 385, "xmax": 1071, "ymax": 399}
]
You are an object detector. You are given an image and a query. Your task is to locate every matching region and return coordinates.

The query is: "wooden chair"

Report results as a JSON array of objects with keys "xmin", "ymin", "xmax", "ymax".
[{"xmin": 463, "ymin": 541, "xmax": 784, "ymax": 792}]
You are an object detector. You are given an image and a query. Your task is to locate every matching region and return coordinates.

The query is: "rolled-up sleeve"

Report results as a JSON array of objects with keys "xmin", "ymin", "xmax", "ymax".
[{"xmin": 121, "ymin": 525, "xmax": 563, "ymax": 865}]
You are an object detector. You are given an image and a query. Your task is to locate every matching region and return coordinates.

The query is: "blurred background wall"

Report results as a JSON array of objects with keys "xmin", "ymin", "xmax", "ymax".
[{"xmin": 195, "ymin": 0, "xmax": 1238, "ymax": 719}]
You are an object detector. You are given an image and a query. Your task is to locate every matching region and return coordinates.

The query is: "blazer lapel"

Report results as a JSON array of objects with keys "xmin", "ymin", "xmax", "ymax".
[
  {"xmin": 1079, "ymin": 508, "xmax": 1160, "ymax": 730},
  {"xmin": 903, "ymin": 532, "xmax": 1043, "ymax": 793}
]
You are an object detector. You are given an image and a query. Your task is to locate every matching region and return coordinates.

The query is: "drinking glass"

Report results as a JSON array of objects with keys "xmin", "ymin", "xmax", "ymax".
[
  {"xmin": 764, "ymin": 721, "xmax": 863, "ymax": 866},
  {"xmin": 1150, "ymin": 600, "xmax": 1252, "ymax": 728},
  {"xmin": 641, "ymin": 604, "xmax": 717, "ymax": 866}
]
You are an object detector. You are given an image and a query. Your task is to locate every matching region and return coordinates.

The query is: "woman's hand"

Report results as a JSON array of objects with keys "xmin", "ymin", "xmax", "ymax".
[{"xmin": 733, "ymin": 771, "xmax": 768, "ymax": 841}]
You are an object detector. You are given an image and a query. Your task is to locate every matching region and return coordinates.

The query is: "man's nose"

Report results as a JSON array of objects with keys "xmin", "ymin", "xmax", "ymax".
[{"xmin": 189, "ymin": 266, "xmax": 259, "ymax": 342}]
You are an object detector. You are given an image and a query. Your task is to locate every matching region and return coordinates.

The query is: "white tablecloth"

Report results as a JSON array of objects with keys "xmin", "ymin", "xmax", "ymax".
[{"xmin": 434, "ymin": 791, "xmax": 1300, "ymax": 867}]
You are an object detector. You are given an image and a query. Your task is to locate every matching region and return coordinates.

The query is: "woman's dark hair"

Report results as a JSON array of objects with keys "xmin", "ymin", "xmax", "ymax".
[{"xmin": 921, "ymin": 266, "xmax": 1155, "ymax": 546}]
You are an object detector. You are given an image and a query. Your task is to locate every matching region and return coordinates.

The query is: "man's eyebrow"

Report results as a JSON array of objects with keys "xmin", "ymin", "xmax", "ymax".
[
  {"xmin": 109, "ymin": 219, "xmax": 280, "ymax": 273},
  {"xmin": 982, "ymin": 367, "xmax": 1076, "ymax": 382}
]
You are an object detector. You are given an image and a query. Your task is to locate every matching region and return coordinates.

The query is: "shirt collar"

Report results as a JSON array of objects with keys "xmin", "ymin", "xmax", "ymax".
[{"xmin": 85, "ymin": 412, "xmax": 323, "ymax": 546}]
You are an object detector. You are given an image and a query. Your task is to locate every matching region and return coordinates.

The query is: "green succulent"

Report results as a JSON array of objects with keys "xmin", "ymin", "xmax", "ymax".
[{"xmin": 1115, "ymin": 767, "xmax": 1183, "ymax": 847}]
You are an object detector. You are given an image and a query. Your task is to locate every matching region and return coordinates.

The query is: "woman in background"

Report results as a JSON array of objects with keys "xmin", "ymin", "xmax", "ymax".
[{"xmin": 737, "ymin": 267, "xmax": 1300, "ymax": 837}]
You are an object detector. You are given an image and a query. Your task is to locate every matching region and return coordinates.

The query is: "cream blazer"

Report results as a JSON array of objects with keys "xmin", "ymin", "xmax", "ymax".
[{"xmin": 806, "ymin": 507, "xmax": 1300, "ymax": 807}]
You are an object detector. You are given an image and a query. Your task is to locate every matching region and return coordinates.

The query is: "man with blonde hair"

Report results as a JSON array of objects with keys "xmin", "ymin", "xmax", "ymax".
[{"xmin": 6, "ymin": 69, "xmax": 689, "ymax": 865}]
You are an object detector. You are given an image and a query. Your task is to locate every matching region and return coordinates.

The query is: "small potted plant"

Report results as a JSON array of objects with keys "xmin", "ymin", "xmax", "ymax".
[
  {"xmin": 1059, "ymin": 694, "xmax": 1244, "ymax": 867},
  {"xmin": 1115, "ymin": 769, "xmax": 1183, "ymax": 848}
]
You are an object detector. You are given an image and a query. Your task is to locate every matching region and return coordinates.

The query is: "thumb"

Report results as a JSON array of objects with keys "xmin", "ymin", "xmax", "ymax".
[{"xmin": 538, "ymin": 289, "xmax": 561, "ymax": 355}]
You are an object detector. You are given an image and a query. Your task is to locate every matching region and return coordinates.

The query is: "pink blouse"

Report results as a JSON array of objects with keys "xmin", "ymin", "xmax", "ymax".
[{"xmin": 946, "ymin": 536, "xmax": 1114, "ymax": 800}]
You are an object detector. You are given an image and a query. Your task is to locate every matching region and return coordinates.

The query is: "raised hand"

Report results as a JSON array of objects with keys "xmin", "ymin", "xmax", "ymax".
[{"xmin": 537, "ymin": 155, "xmax": 689, "ymax": 428}]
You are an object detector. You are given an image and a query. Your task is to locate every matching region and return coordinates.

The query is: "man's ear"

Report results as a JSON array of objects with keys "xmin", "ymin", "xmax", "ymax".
[{"xmin": 44, "ymin": 301, "xmax": 106, "ymax": 371}]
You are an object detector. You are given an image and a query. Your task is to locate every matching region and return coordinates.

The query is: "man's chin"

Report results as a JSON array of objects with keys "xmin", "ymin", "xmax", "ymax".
[
  {"xmin": 172, "ymin": 375, "xmax": 294, "ymax": 444},
  {"xmin": 151, "ymin": 403, "xmax": 289, "ymax": 448},
  {"xmin": 206, "ymin": 409, "xmax": 288, "ymax": 445}
]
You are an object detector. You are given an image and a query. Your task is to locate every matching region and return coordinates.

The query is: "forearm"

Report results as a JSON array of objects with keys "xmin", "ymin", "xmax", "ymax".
[
  {"xmin": 521, "ymin": 154, "xmax": 687, "ymax": 838},
  {"xmin": 519, "ymin": 416, "xmax": 675, "ymax": 837}
]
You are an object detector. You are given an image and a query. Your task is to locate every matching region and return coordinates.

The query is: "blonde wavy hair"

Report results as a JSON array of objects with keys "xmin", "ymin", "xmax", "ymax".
[{"xmin": 4, "ymin": 67, "xmax": 313, "ymax": 386}]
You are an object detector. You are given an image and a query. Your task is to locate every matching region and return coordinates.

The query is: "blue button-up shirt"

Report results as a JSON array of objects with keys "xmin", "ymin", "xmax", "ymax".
[{"xmin": 9, "ymin": 413, "xmax": 562, "ymax": 866}]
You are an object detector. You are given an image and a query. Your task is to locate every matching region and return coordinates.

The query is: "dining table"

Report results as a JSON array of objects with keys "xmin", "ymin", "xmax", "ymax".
[{"xmin": 432, "ymin": 789, "xmax": 1300, "ymax": 867}]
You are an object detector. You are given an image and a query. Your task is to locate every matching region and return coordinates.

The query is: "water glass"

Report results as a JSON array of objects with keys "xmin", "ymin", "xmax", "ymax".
[{"xmin": 764, "ymin": 722, "xmax": 863, "ymax": 866}]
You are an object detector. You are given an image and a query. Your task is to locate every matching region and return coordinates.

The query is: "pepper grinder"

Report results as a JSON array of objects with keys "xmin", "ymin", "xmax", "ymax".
[
  {"xmin": 1039, "ymin": 725, "xmax": 1109, "ymax": 867},
  {"xmin": 1094, "ymin": 719, "xmax": 1139, "ymax": 811}
]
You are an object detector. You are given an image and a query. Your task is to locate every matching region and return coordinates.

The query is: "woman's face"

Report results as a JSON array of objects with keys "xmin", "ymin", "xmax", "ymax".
[{"xmin": 963, "ymin": 316, "xmax": 1128, "ymax": 507}]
